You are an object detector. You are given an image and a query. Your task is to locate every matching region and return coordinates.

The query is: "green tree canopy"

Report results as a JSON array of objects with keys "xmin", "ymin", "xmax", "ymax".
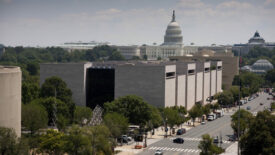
[
  {"xmin": 0, "ymin": 127, "xmax": 29, "ymax": 155},
  {"xmin": 22, "ymin": 103, "xmax": 48, "ymax": 135},
  {"xmin": 240, "ymin": 111, "xmax": 275, "ymax": 155},
  {"xmin": 215, "ymin": 90, "xmax": 234, "ymax": 107},
  {"xmin": 188, "ymin": 104, "xmax": 203, "ymax": 126},
  {"xmin": 22, "ymin": 82, "xmax": 40, "ymax": 104},
  {"xmin": 64, "ymin": 125, "xmax": 92, "ymax": 155},
  {"xmin": 231, "ymin": 109, "xmax": 253, "ymax": 136},
  {"xmin": 40, "ymin": 76, "xmax": 75, "ymax": 121},
  {"xmin": 104, "ymin": 95, "xmax": 152, "ymax": 127},
  {"xmin": 198, "ymin": 134, "xmax": 225, "ymax": 155},
  {"xmin": 38, "ymin": 129, "xmax": 66, "ymax": 155},
  {"xmin": 104, "ymin": 112, "xmax": 129, "ymax": 139},
  {"xmin": 31, "ymin": 97, "xmax": 70, "ymax": 129},
  {"xmin": 74, "ymin": 106, "xmax": 93, "ymax": 126}
]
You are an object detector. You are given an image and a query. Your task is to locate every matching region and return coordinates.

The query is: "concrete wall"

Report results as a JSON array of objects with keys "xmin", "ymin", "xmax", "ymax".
[
  {"xmin": 186, "ymin": 63, "xmax": 196, "ymax": 110},
  {"xmin": 217, "ymin": 61, "xmax": 223, "ymax": 93},
  {"xmin": 40, "ymin": 63, "xmax": 92, "ymax": 106},
  {"xmin": 196, "ymin": 72, "xmax": 203, "ymax": 102},
  {"xmin": 115, "ymin": 65, "xmax": 165, "ymax": 107},
  {"xmin": 210, "ymin": 70, "xmax": 217, "ymax": 96},
  {"xmin": 177, "ymin": 75, "xmax": 186, "ymax": 107},
  {"xmin": 165, "ymin": 65, "xmax": 176, "ymax": 107},
  {"xmin": 0, "ymin": 66, "xmax": 21, "ymax": 137},
  {"xmin": 187, "ymin": 74, "xmax": 196, "ymax": 110}
]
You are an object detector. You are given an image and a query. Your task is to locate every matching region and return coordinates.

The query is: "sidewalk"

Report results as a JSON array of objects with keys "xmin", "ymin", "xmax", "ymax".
[
  {"xmin": 221, "ymin": 142, "xmax": 238, "ymax": 155},
  {"xmin": 115, "ymin": 122, "xmax": 198, "ymax": 155}
]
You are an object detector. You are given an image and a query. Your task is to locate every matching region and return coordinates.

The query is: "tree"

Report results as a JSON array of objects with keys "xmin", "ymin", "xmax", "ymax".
[
  {"xmin": 22, "ymin": 103, "xmax": 48, "ymax": 135},
  {"xmin": 26, "ymin": 62, "xmax": 39, "ymax": 75},
  {"xmin": 163, "ymin": 107, "xmax": 181, "ymax": 135},
  {"xmin": 31, "ymin": 97, "xmax": 70, "ymax": 128},
  {"xmin": 74, "ymin": 106, "xmax": 93, "ymax": 126},
  {"xmin": 38, "ymin": 129, "xmax": 66, "ymax": 155},
  {"xmin": 108, "ymin": 51, "xmax": 125, "ymax": 61},
  {"xmin": 265, "ymin": 69, "xmax": 275, "ymax": 84},
  {"xmin": 64, "ymin": 125, "xmax": 92, "ymax": 155},
  {"xmin": 149, "ymin": 106, "xmax": 163, "ymax": 128},
  {"xmin": 84, "ymin": 125, "xmax": 113, "ymax": 155},
  {"xmin": 22, "ymin": 82, "xmax": 39, "ymax": 104},
  {"xmin": 0, "ymin": 127, "xmax": 29, "ymax": 155},
  {"xmin": 231, "ymin": 109, "xmax": 253, "ymax": 136},
  {"xmin": 202, "ymin": 104, "xmax": 211, "ymax": 116},
  {"xmin": 240, "ymin": 111, "xmax": 275, "ymax": 155},
  {"xmin": 198, "ymin": 134, "xmax": 224, "ymax": 155},
  {"xmin": 40, "ymin": 76, "xmax": 75, "ymax": 121},
  {"xmin": 104, "ymin": 112, "xmax": 129, "ymax": 139},
  {"xmin": 229, "ymin": 86, "xmax": 240, "ymax": 103},
  {"xmin": 104, "ymin": 95, "xmax": 152, "ymax": 127},
  {"xmin": 188, "ymin": 104, "xmax": 203, "ymax": 126},
  {"xmin": 215, "ymin": 91, "xmax": 234, "ymax": 107}
]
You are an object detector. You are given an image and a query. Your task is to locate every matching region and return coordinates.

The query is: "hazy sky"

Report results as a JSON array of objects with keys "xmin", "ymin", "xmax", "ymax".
[{"xmin": 1, "ymin": 0, "xmax": 275, "ymax": 46}]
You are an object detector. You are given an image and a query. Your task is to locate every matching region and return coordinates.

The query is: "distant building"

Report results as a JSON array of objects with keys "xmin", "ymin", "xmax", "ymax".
[
  {"xmin": 233, "ymin": 31, "xmax": 275, "ymax": 55},
  {"xmin": 0, "ymin": 66, "xmax": 21, "ymax": 137},
  {"xmin": 40, "ymin": 60, "xmax": 222, "ymax": 110},
  {"xmin": 57, "ymin": 41, "xmax": 110, "ymax": 52},
  {"xmin": 241, "ymin": 59, "xmax": 273, "ymax": 74}
]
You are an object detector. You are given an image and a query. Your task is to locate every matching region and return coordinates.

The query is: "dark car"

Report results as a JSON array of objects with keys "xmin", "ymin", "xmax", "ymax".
[
  {"xmin": 117, "ymin": 137, "xmax": 128, "ymax": 143},
  {"xmin": 228, "ymin": 135, "xmax": 236, "ymax": 141},
  {"xmin": 213, "ymin": 137, "xmax": 219, "ymax": 144},
  {"xmin": 176, "ymin": 128, "xmax": 186, "ymax": 135},
  {"xmin": 173, "ymin": 138, "xmax": 184, "ymax": 144},
  {"xmin": 260, "ymin": 103, "xmax": 264, "ymax": 106}
]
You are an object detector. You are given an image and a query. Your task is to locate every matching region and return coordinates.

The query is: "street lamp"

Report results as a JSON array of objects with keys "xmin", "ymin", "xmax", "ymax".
[{"xmin": 237, "ymin": 49, "xmax": 241, "ymax": 155}]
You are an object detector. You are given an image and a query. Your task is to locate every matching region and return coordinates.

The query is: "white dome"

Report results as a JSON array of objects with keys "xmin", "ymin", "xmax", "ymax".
[
  {"xmin": 251, "ymin": 59, "xmax": 273, "ymax": 71},
  {"xmin": 163, "ymin": 10, "xmax": 183, "ymax": 45}
]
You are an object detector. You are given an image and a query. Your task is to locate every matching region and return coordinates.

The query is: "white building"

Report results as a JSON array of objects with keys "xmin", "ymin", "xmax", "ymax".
[{"xmin": 0, "ymin": 66, "xmax": 21, "ymax": 137}]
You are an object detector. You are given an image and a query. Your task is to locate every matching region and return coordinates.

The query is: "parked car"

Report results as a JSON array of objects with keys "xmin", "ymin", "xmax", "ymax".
[
  {"xmin": 122, "ymin": 135, "xmax": 132, "ymax": 141},
  {"xmin": 213, "ymin": 137, "xmax": 219, "ymax": 144},
  {"xmin": 155, "ymin": 150, "xmax": 163, "ymax": 155},
  {"xmin": 228, "ymin": 135, "xmax": 236, "ymax": 141},
  {"xmin": 173, "ymin": 138, "xmax": 184, "ymax": 144},
  {"xmin": 260, "ymin": 103, "xmax": 264, "ymax": 106},
  {"xmin": 176, "ymin": 128, "xmax": 186, "ymax": 135},
  {"xmin": 246, "ymin": 106, "xmax": 251, "ymax": 110}
]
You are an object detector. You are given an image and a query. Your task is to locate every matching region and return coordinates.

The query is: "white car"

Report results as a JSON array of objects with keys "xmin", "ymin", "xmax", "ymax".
[
  {"xmin": 122, "ymin": 135, "xmax": 132, "ymax": 141},
  {"xmin": 155, "ymin": 150, "xmax": 163, "ymax": 155}
]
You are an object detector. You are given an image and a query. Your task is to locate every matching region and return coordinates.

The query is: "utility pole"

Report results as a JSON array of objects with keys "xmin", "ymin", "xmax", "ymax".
[{"xmin": 237, "ymin": 49, "xmax": 241, "ymax": 155}]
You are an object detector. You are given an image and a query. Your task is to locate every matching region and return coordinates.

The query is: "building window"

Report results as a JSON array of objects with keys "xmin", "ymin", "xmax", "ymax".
[
  {"xmin": 166, "ymin": 72, "xmax": 175, "ymax": 78},
  {"xmin": 204, "ymin": 68, "xmax": 210, "ymax": 72},
  {"xmin": 188, "ymin": 69, "xmax": 195, "ymax": 75}
]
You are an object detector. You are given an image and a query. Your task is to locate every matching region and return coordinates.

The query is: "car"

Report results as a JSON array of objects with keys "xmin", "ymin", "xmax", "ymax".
[
  {"xmin": 201, "ymin": 121, "xmax": 206, "ymax": 125},
  {"xmin": 122, "ymin": 135, "xmax": 132, "ymax": 141},
  {"xmin": 213, "ymin": 137, "xmax": 219, "ymax": 144},
  {"xmin": 155, "ymin": 150, "xmax": 163, "ymax": 155},
  {"xmin": 260, "ymin": 103, "xmax": 264, "ymax": 106},
  {"xmin": 228, "ymin": 135, "xmax": 236, "ymax": 142},
  {"xmin": 173, "ymin": 138, "xmax": 184, "ymax": 144},
  {"xmin": 176, "ymin": 128, "xmax": 186, "ymax": 135},
  {"xmin": 246, "ymin": 106, "xmax": 251, "ymax": 110}
]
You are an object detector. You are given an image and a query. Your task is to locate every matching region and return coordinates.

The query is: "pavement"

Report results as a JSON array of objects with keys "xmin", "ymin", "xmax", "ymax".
[{"xmin": 116, "ymin": 92, "xmax": 273, "ymax": 155}]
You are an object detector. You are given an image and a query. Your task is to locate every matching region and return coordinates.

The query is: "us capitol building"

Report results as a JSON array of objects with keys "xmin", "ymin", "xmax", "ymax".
[{"xmin": 114, "ymin": 11, "xmax": 198, "ymax": 60}]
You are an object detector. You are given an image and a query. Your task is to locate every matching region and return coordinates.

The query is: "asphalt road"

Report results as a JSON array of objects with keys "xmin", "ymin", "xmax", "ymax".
[{"xmin": 139, "ymin": 93, "xmax": 273, "ymax": 155}]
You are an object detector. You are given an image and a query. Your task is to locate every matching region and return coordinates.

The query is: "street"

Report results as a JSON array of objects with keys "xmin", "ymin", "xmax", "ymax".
[{"xmin": 139, "ymin": 93, "xmax": 273, "ymax": 155}]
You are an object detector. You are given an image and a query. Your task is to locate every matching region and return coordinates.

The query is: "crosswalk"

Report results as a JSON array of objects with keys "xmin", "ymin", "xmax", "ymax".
[
  {"xmin": 168, "ymin": 137, "xmax": 231, "ymax": 144},
  {"xmin": 149, "ymin": 146, "xmax": 200, "ymax": 153}
]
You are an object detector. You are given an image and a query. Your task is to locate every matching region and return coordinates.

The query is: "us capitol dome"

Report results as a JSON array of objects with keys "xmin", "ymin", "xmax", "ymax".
[{"xmin": 162, "ymin": 10, "xmax": 183, "ymax": 45}]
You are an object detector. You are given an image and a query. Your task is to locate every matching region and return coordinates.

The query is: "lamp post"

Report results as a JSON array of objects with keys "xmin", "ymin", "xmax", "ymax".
[{"xmin": 237, "ymin": 49, "xmax": 241, "ymax": 155}]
